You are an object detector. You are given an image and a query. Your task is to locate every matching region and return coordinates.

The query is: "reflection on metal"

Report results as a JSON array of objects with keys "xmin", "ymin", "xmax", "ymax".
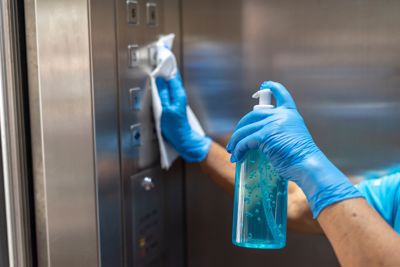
[
  {"xmin": 183, "ymin": 0, "xmax": 400, "ymax": 266},
  {"xmin": 183, "ymin": 0, "xmax": 400, "ymax": 178},
  {"xmin": 90, "ymin": 0, "xmax": 124, "ymax": 265},
  {"xmin": 26, "ymin": 0, "xmax": 99, "ymax": 265},
  {"xmin": 0, "ymin": 0, "xmax": 33, "ymax": 266}
]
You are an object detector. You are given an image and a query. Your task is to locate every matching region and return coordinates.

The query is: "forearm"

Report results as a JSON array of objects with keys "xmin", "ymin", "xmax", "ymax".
[
  {"xmin": 287, "ymin": 182, "xmax": 322, "ymax": 234},
  {"xmin": 199, "ymin": 141, "xmax": 235, "ymax": 196},
  {"xmin": 198, "ymin": 141, "xmax": 322, "ymax": 233},
  {"xmin": 318, "ymin": 198, "xmax": 400, "ymax": 267}
]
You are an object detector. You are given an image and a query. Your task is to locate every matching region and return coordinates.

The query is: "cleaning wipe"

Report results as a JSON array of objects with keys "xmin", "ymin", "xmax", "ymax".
[{"xmin": 147, "ymin": 34, "xmax": 206, "ymax": 169}]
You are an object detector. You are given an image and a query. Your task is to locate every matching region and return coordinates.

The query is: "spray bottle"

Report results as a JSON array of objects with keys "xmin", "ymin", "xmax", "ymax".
[{"xmin": 232, "ymin": 86, "xmax": 288, "ymax": 249}]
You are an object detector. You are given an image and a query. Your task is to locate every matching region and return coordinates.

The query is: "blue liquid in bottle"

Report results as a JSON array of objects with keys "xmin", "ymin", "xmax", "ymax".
[{"xmin": 232, "ymin": 149, "xmax": 287, "ymax": 249}]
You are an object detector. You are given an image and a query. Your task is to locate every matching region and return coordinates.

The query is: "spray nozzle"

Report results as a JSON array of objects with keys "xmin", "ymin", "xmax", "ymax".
[{"xmin": 252, "ymin": 88, "xmax": 274, "ymax": 109}]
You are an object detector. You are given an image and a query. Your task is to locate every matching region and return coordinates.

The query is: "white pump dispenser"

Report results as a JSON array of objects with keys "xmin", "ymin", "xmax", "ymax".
[{"xmin": 252, "ymin": 89, "xmax": 274, "ymax": 110}]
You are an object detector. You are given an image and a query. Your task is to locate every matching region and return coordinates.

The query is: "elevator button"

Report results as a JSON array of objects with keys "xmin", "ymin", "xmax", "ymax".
[
  {"xmin": 127, "ymin": 0, "xmax": 139, "ymax": 25},
  {"xmin": 128, "ymin": 44, "xmax": 139, "ymax": 68},
  {"xmin": 141, "ymin": 177, "xmax": 155, "ymax": 191},
  {"xmin": 148, "ymin": 45, "xmax": 158, "ymax": 68},
  {"xmin": 146, "ymin": 3, "xmax": 158, "ymax": 26},
  {"xmin": 130, "ymin": 123, "xmax": 142, "ymax": 147},
  {"xmin": 129, "ymin": 87, "xmax": 143, "ymax": 110}
]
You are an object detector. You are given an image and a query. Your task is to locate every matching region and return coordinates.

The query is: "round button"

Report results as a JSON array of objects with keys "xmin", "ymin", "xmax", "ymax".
[{"xmin": 141, "ymin": 177, "xmax": 155, "ymax": 191}]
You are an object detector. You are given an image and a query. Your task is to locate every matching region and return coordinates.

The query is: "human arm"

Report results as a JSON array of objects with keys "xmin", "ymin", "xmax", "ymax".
[
  {"xmin": 226, "ymin": 81, "xmax": 400, "ymax": 266},
  {"xmin": 319, "ymin": 198, "xmax": 400, "ymax": 267},
  {"xmin": 156, "ymin": 75, "xmax": 321, "ymax": 233},
  {"xmin": 200, "ymin": 141, "xmax": 321, "ymax": 233}
]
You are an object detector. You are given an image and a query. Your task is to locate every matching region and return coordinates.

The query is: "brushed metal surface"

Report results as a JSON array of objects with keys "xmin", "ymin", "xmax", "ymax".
[
  {"xmin": 28, "ymin": 0, "xmax": 99, "ymax": 266},
  {"xmin": 89, "ymin": 0, "xmax": 123, "ymax": 266},
  {"xmin": 115, "ymin": 1, "xmax": 163, "ymax": 266},
  {"xmin": 182, "ymin": 0, "xmax": 400, "ymax": 266},
  {"xmin": 183, "ymin": 0, "xmax": 400, "ymax": 178},
  {"xmin": 1, "ymin": 0, "xmax": 33, "ymax": 266},
  {"xmin": 115, "ymin": 0, "xmax": 163, "ymax": 180},
  {"xmin": 0, "ymin": 149, "xmax": 8, "ymax": 267},
  {"xmin": 26, "ymin": 0, "xmax": 185, "ymax": 265}
]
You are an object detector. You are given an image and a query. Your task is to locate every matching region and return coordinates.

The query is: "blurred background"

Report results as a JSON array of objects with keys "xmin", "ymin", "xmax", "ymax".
[{"xmin": 1, "ymin": 0, "xmax": 400, "ymax": 266}]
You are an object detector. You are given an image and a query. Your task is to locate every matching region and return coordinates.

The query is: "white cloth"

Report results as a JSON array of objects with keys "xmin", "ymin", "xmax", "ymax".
[{"xmin": 148, "ymin": 34, "xmax": 206, "ymax": 169}]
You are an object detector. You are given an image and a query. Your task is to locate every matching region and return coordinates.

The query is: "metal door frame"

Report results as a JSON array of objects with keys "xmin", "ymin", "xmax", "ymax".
[{"xmin": 0, "ymin": 0, "xmax": 34, "ymax": 266}]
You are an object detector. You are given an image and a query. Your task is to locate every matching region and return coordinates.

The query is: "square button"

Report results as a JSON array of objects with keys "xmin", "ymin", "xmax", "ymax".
[
  {"xmin": 127, "ymin": 0, "xmax": 139, "ymax": 25},
  {"xmin": 148, "ymin": 45, "xmax": 158, "ymax": 68},
  {"xmin": 129, "ymin": 87, "xmax": 143, "ymax": 110},
  {"xmin": 128, "ymin": 44, "xmax": 139, "ymax": 68},
  {"xmin": 130, "ymin": 123, "xmax": 142, "ymax": 147},
  {"xmin": 146, "ymin": 3, "xmax": 158, "ymax": 26}
]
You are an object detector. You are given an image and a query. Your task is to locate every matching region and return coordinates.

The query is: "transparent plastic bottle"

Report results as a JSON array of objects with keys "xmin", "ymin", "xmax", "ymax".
[{"xmin": 232, "ymin": 89, "xmax": 288, "ymax": 249}]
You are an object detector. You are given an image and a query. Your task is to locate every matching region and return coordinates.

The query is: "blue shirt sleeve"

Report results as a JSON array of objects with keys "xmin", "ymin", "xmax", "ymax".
[{"xmin": 356, "ymin": 173, "xmax": 400, "ymax": 229}]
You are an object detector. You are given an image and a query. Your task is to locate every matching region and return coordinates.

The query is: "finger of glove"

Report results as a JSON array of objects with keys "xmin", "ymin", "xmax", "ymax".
[
  {"xmin": 230, "ymin": 132, "xmax": 262, "ymax": 163},
  {"xmin": 168, "ymin": 73, "xmax": 187, "ymax": 106},
  {"xmin": 156, "ymin": 77, "xmax": 170, "ymax": 108},
  {"xmin": 234, "ymin": 109, "xmax": 276, "ymax": 132},
  {"xmin": 261, "ymin": 81, "xmax": 296, "ymax": 109},
  {"xmin": 227, "ymin": 119, "xmax": 267, "ymax": 153},
  {"xmin": 227, "ymin": 114, "xmax": 282, "ymax": 153}
]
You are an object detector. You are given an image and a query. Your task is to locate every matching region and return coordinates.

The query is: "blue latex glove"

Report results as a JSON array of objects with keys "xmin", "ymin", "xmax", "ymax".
[
  {"xmin": 226, "ymin": 81, "xmax": 363, "ymax": 218},
  {"xmin": 156, "ymin": 73, "xmax": 211, "ymax": 162}
]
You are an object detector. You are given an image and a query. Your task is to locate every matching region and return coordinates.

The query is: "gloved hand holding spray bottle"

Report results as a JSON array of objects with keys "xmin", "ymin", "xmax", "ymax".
[
  {"xmin": 231, "ymin": 83, "xmax": 287, "ymax": 249},
  {"xmin": 228, "ymin": 81, "xmax": 363, "ymax": 249}
]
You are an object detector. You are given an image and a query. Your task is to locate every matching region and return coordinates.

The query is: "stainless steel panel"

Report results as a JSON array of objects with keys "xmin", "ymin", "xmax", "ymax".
[
  {"xmin": 90, "ymin": 0, "xmax": 124, "ymax": 266},
  {"xmin": 1, "ymin": 0, "xmax": 33, "ymax": 266},
  {"xmin": 25, "ymin": 0, "xmax": 184, "ymax": 265},
  {"xmin": 127, "ymin": 163, "xmax": 185, "ymax": 267},
  {"xmin": 0, "ymin": 149, "xmax": 8, "ymax": 267},
  {"xmin": 183, "ymin": 0, "xmax": 400, "ymax": 266},
  {"xmin": 116, "ymin": 0, "xmax": 185, "ymax": 266},
  {"xmin": 130, "ymin": 168, "xmax": 165, "ymax": 267},
  {"xmin": 27, "ymin": 0, "xmax": 99, "ymax": 266},
  {"xmin": 183, "ymin": 0, "xmax": 400, "ymax": 178},
  {"xmin": 115, "ymin": 0, "xmax": 163, "ymax": 177}
]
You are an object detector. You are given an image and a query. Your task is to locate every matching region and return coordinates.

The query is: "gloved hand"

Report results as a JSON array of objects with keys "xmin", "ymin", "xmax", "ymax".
[
  {"xmin": 156, "ymin": 73, "xmax": 211, "ymax": 162},
  {"xmin": 226, "ymin": 81, "xmax": 363, "ymax": 218}
]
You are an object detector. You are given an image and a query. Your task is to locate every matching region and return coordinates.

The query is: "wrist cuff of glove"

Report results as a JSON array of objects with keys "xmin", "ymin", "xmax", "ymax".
[
  {"xmin": 309, "ymin": 183, "xmax": 364, "ymax": 219},
  {"xmin": 180, "ymin": 136, "xmax": 212, "ymax": 163},
  {"xmin": 293, "ymin": 151, "xmax": 365, "ymax": 219}
]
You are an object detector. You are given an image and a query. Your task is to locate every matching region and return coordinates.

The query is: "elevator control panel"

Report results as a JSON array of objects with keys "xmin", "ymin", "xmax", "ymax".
[
  {"xmin": 115, "ymin": 0, "xmax": 172, "ymax": 265},
  {"xmin": 130, "ymin": 168, "xmax": 164, "ymax": 267}
]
